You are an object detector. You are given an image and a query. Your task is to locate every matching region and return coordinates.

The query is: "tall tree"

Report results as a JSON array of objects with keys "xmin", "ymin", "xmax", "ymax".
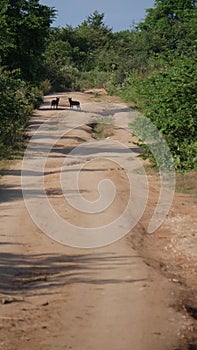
[
  {"xmin": 1, "ymin": 0, "xmax": 56, "ymax": 82},
  {"xmin": 0, "ymin": 0, "xmax": 14, "ymax": 62},
  {"xmin": 75, "ymin": 11, "xmax": 112, "ymax": 69},
  {"xmin": 139, "ymin": 0, "xmax": 197, "ymax": 53}
]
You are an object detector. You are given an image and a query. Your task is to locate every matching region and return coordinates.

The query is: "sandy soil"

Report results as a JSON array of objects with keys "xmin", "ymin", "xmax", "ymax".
[{"xmin": 0, "ymin": 91, "xmax": 196, "ymax": 350}]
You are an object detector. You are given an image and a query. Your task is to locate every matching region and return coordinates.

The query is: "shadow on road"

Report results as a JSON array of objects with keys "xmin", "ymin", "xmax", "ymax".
[{"xmin": 0, "ymin": 252, "xmax": 147, "ymax": 297}]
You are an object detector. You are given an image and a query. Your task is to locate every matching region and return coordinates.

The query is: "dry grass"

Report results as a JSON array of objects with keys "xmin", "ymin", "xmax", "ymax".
[
  {"xmin": 0, "ymin": 159, "xmax": 10, "ymax": 175},
  {"xmin": 94, "ymin": 122, "xmax": 114, "ymax": 139},
  {"xmin": 0, "ymin": 159, "xmax": 19, "ymax": 178},
  {"xmin": 176, "ymin": 171, "xmax": 197, "ymax": 197}
]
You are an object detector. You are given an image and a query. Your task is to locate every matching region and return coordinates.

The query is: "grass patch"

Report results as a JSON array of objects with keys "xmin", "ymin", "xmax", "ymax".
[
  {"xmin": 0, "ymin": 160, "xmax": 10, "ymax": 175},
  {"xmin": 0, "ymin": 140, "xmax": 27, "ymax": 179},
  {"xmin": 94, "ymin": 123, "xmax": 114, "ymax": 139},
  {"xmin": 91, "ymin": 92, "xmax": 102, "ymax": 100},
  {"xmin": 90, "ymin": 116, "xmax": 114, "ymax": 139},
  {"xmin": 176, "ymin": 171, "xmax": 197, "ymax": 197},
  {"xmin": 0, "ymin": 159, "xmax": 14, "ymax": 178}
]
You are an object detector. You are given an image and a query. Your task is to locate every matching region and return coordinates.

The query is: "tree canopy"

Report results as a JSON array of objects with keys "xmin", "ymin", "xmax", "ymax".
[{"xmin": 0, "ymin": 0, "xmax": 55, "ymax": 82}]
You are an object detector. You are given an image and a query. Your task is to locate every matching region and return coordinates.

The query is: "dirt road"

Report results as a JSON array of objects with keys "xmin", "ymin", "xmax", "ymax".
[{"xmin": 0, "ymin": 92, "xmax": 193, "ymax": 349}]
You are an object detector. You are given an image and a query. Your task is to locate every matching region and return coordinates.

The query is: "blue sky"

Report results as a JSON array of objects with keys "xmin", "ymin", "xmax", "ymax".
[{"xmin": 40, "ymin": 0, "xmax": 155, "ymax": 32}]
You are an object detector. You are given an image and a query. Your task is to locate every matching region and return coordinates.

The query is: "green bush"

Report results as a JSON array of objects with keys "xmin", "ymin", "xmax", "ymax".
[
  {"xmin": 40, "ymin": 79, "xmax": 52, "ymax": 95},
  {"xmin": 127, "ymin": 56, "xmax": 197, "ymax": 170},
  {"xmin": 0, "ymin": 69, "xmax": 43, "ymax": 158},
  {"xmin": 72, "ymin": 70, "xmax": 111, "ymax": 91}
]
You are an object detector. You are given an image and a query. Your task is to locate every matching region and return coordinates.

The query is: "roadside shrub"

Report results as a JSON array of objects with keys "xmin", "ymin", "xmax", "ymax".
[
  {"xmin": 40, "ymin": 79, "xmax": 52, "ymax": 95},
  {"xmin": 0, "ymin": 69, "xmax": 43, "ymax": 158},
  {"xmin": 72, "ymin": 70, "xmax": 111, "ymax": 91},
  {"xmin": 124, "ymin": 57, "xmax": 197, "ymax": 170},
  {"xmin": 26, "ymin": 86, "xmax": 43, "ymax": 109}
]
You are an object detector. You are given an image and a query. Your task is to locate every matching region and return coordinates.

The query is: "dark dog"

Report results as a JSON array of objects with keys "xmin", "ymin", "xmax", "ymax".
[
  {"xmin": 68, "ymin": 97, "xmax": 80, "ymax": 109},
  {"xmin": 51, "ymin": 97, "xmax": 60, "ymax": 109}
]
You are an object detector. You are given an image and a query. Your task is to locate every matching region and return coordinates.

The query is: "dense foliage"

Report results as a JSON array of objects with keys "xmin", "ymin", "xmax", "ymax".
[
  {"xmin": 129, "ymin": 56, "xmax": 197, "ymax": 170},
  {"xmin": 0, "ymin": 69, "xmax": 43, "ymax": 156},
  {"xmin": 0, "ymin": 0, "xmax": 196, "ymax": 170},
  {"xmin": 0, "ymin": 0, "xmax": 55, "ymax": 82},
  {"xmin": 0, "ymin": 0, "xmax": 55, "ymax": 157},
  {"xmin": 121, "ymin": 0, "xmax": 197, "ymax": 170}
]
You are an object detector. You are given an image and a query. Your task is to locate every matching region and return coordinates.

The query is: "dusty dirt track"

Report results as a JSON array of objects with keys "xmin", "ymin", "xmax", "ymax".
[{"xmin": 0, "ymin": 91, "xmax": 196, "ymax": 350}]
